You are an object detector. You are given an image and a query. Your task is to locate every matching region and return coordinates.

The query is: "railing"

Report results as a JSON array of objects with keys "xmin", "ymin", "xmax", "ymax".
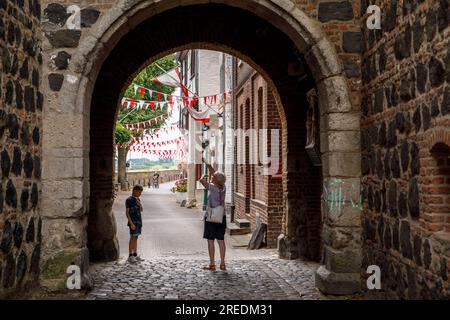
[{"xmin": 115, "ymin": 169, "xmax": 183, "ymax": 190}]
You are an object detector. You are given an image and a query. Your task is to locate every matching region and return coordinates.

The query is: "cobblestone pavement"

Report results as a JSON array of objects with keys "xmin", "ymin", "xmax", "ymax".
[
  {"xmin": 85, "ymin": 182, "xmax": 325, "ymax": 300},
  {"xmin": 87, "ymin": 258, "xmax": 323, "ymax": 300}
]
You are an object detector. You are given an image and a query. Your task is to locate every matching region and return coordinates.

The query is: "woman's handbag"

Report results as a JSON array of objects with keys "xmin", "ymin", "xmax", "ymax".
[
  {"xmin": 206, "ymin": 186, "xmax": 225, "ymax": 223},
  {"xmin": 206, "ymin": 205, "xmax": 225, "ymax": 223}
]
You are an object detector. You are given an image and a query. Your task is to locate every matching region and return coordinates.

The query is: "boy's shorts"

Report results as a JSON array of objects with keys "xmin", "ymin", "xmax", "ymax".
[{"xmin": 129, "ymin": 222, "xmax": 142, "ymax": 237}]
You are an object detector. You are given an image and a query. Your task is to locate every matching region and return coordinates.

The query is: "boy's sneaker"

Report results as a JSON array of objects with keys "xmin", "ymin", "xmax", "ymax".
[
  {"xmin": 135, "ymin": 255, "xmax": 145, "ymax": 262},
  {"xmin": 127, "ymin": 256, "xmax": 137, "ymax": 263}
]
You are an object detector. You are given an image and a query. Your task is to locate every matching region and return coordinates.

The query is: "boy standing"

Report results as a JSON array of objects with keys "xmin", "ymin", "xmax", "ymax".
[{"xmin": 126, "ymin": 185, "xmax": 144, "ymax": 263}]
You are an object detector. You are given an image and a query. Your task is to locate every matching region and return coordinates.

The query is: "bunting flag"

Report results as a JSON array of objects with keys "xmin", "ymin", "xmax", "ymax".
[
  {"xmin": 185, "ymin": 104, "xmax": 210, "ymax": 123},
  {"xmin": 122, "ymin": 112, "xmax": 169, "ymax": 129}
]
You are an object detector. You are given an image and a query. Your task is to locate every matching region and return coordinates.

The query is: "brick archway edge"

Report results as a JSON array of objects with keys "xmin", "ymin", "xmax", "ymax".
[{"xmin": 40, "ymin": 0, "xmax": 362, "ymax": 295}]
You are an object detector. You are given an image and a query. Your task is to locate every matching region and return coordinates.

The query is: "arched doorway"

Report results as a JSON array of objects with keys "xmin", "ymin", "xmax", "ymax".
[{"xmin": 41, "ymin": 0, "xmax": 361, "ymax": 295}]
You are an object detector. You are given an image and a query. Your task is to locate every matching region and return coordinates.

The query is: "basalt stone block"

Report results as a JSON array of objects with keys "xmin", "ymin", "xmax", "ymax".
[
  {"xmin": 411, "ymin": 143, "xmax": 420, "ymax": 176},
  {"xmin": 344, "ymin": 60, "xmax": 360, "ymax": 78},
  {"xmin": 30, "ymin": 0, "xmax": 42, "ymax": 20},
  {"xmin": 394, "ymin": 25, "xmax": 411, "ymax": 61},
  {"xmin": 378, "ymin": 122, "xmax": 386, "ymax": 147},
  {"xmin": 24, "ymin": 86, "xmax": 35, "ymax": 112},
  {"xmin": 422, "ymin": 105, "xmax": 431, "ymax": 131},
  {"xmin": 408, "ymin": 178, "xmax": 420, "ymax": 218},
  {"xmin": 413, "ymin": 19, "xmax": 423, "ymax": 53},
  {"xmin": 48, "ymin": 73, "xmax": 64, "ymax": 91},
  {"xmin": 393, "ymin": 220, "xmax": 400, "ymax": 251},
  {"xmin": 21, "ymin": 189, "xmax": 29, "ymax": 211},
  {"xmin": 0, "ymin": 183, "xmax": 3, "ymax": 213},
  {"xmin": 368, "ymin": 185, "xmax": 374, "ymax": 210},
  {"xmin": 318, "ymin": 1, "xmax": 354, "ymax": 22},
  {"xmin": 31, "ymin": 183, "xmax": 38, "ymax": 209},
  {"xmin": 374, "ymin": 189, "xmax": 382, "ymax": 213},
  {"xmin": 81, "ymin": 8, "xmax": 101, "ymax": 27},
  {"xmin": 426, "ymin": 9, "xmax": 437, "ymax": 41},
  {"xmin": 54, "ymin": 51, "xmax": 71, "ymax": 70},
  {"xmin": 445, "ymin": 51, "xmax": 450, "ymax": 84},
  {"xmin": 388, "ymin": 180, "xmax": 398, "ymax": 216},
  {"xmin": 23, "ymin": 153, "xmax": 33, "ymax": 178},
  {"xmin": 5, "ymin": 180, "xmax": 17, "ymax": 208},
  {"xmin": 378, "ymin": 46, "xmax": 387, "ymax": 72},
  {"xmin": 395, "ymin": 112, "xmax": 406, "ymax": 133},
  {"xmin": 26, "ymin": 218, "xmax": 35, "ymax": 243},
  {"xmin": 30, "ymin": 245, "xmax": 40, "ymax": 274},
  {"xmin": 13, "ymin": 222, "xmax": 23, "ymax": 248},
  {"xmin": 377, "ymin": 215, "xmax": 384, "ymax": 244},
  {"xmin": 0, "ymin": 221, "xmax": 12, "ymax": 253},
  {"xmin": 399, "ymin": 192, "xmax": 408, "ymax": 218},
  {"xmin": 416, "ymin": 63, "xmax": 427, "ymax": 94},
  {"xmin": 437, "ymin": 0, "xmax": 450, "ymax": 31},
  {"xmin": 2, "ymin": 253, "xmax": 15, "ymax": 288},
  {"xmin": 37, "ymin": 91, "xmax": 43, "ymax": 111},
  {"xmin": 46, "ymin": 29, "xmax": 81, "ymax": 48},
  {"xmin": 362, "ymin": 156, "xmax": 370, "ymax": 176},
  {"xmin": 5, "ymin": 80, "xmax": 14, "ymax": 105},
  {"xmin": 400, "ymin": 77, "xmax": 414, "ymax": 102},
  {"xmin": 400, "ymin": 221, "xmax": 413, "ymax": 259},
  {"xmin": 37, "ymin": 218, "xmax": 42, "ymax": 243},
  {"xmin": 413, "ymin": 107, "xmax": 421, "ymax": 131},
  {"xmin": 387, "ymin": 121, "xmax": 397, "ymax": 147},
  {"xmin": 390, "ymin": 85, "xmax": 399, "ymax": 107},
  {"xmin": 374, "ymin": 88, "xmax": 384, "ymax": 114},
  {"xmin": 0, "ymin": 16, "xmax": 4, "ymax": 40},
  {"xmin": 23, "ymin": 39, "xmax": 37, "ymax": 57},
  {"xmin": 1, "ymin": 149, "xmax": 11, "ymax": 177},
  {"xmin": 391, "ymin": 150, "xmax": 401, "ymax": 179},
  {"xmin": 343, "ymin": 32, "xmax": 362, "ymax": 53},
  {"xmin": 441, "ymin": 87, "xmax": 450, "ymax": 115},
  {"xmin": 12, "ymin": 147, "xmax": 22, "ymax": 176},
  {"xmin": 32, "ymin": 127, "xmax": 40, "ymax": 145},
  {"xmin": 423, "ymin": 239, "xmax": 431, "ymax": 269},
  {"xmin": 383, "ymin": 0, "xmax": 397, "ymax": 32},
  {"xmin": 19, "ymin": 59, "xmax": 28, "ymax": 80},
  {"xmin": 414, "ymin": 235, "xmax": 422, "ymax": 266},
  {"xmin": 441, "ymin": 258, "xmax": 448, "ymax": 280},
  {"xmin": 16, "ymin": 250, "xmax": 27, "ymax": 283},
  {"xmin": 384, "ymin": 150, "xmax": 391, "ymax": 180},
  {"xmin": 11, "ymin": 54, "xmax": 19, "ymax": 76},
  {"xmin": 384, "ymin": 225, "xmax": 392, "ymax": 250},
  {"xmin": 376, "ymin": 150, "xmax": 384, "ymax": 179},
  {"xmin": 364, "ymin": 218, "xmax": 376, "ymax": 242},
  {"xmin": 2, "ymin": 47, "xmax": 10, "ymax": 73},
  {"xmin": 21, "ymin": 122, "xmax": 29, "ymax": 146},
  {"xmin": 400, "ymin": 140, "xmax": 409, "ymax": 173},
  {"xmin": 34, "ymin": 156, "xmax": 41, "ymax": 179},
  {"xmin": 15, "ymin": 81, "xmax": 23, "ymax": 109},
  {"xmin": 7, "ymin": 21, "xmax": 15, "ymax": 45},
  {"xmin": 7, "ymin": 113, "xmax": 19, "ymax": 139},
  {"xmin": 44, "ymin": 3, "xmax": 69, "ymax": 26},
  {"xmin": 429, "ymin": 58, "xmax": 445, "ymax": 88},
  {"xmin": 32, "ymin": 69, "xmax": 39, "ymax": 88},
  {"xmin": 431, "ymin": 97, "xmax": 440, "ymax": 117}
]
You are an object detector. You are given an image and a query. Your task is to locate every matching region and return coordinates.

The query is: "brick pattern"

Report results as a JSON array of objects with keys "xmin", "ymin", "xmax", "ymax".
[{"xmin": 0, "ymin": 0, "xmax": 42, "ymax": 297}]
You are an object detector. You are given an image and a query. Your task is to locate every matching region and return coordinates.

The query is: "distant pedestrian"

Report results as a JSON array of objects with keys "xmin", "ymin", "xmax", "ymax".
[
  {"xmin": 198, "ymin": 159, "xmax": 227, "ymax": 271},
  {"xmin": 126, "ymin": 185, "xmax": 145, "ymax": 263}
]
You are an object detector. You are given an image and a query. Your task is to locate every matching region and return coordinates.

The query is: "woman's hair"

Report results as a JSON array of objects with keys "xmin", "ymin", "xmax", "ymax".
[{"xmin": 213, "ymin": 171, "xmax": 226, "ymax": 186}]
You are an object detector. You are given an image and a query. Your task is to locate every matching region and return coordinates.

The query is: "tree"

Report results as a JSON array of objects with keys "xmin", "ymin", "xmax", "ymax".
[{"xmin": 115, "ymin": 55, "xmax": 177, "ymax": 189}]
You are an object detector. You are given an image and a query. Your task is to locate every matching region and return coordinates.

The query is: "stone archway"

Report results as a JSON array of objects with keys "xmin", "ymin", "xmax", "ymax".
[{"xmin": 40, "ymin": 0, "xmax": 361, "ymax": 295}]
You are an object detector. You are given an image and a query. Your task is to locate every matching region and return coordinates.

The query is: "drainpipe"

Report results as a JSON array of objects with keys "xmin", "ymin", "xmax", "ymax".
[{"xmin": 230, "ymin": 56, "xmax": 236, "ymax": 223}]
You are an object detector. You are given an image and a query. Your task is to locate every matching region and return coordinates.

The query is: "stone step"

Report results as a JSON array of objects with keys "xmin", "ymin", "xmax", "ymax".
[
  {"xmin": 226, "ymin": 223, "xmax": 251, "ymax": 236},
  {"xmin": 235, "ymin": 218, "xmax": 251, "ymax": 228}
]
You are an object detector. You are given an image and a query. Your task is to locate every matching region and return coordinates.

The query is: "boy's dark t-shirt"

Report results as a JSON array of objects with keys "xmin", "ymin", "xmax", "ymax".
[{"xmin": 126, "ymin": 196, "xmax": 142, "ymax": 226}]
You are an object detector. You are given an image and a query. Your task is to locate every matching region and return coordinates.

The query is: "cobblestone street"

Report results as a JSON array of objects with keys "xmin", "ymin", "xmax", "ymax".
[{"xmin": 86, "ymin": 183, "xmax": 323, "ymax": 300}]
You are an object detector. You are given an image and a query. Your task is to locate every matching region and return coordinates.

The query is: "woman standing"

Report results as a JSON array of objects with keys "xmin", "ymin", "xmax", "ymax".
[{"xmin": 198, "ymin": 159, "xmax": 227, "ymax": 271}]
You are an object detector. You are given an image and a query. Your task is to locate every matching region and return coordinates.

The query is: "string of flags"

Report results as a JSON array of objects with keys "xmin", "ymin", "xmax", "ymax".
[
  {"xmin": 122, "ymin": 113, "xmax": 169, "ymax": 129},
  {"xmin": 129, "ymin": 83, "xmax": 232, "ymax": 108}
]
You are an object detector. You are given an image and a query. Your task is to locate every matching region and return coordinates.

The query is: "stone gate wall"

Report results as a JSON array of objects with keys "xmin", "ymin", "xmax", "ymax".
[
  {"xmin": 360, "ymin": 0, "xmax": 450, "ymax": 299},
  {"xmin": 0, "ymin": 0, "xmax": 42, "ymax": 297}
]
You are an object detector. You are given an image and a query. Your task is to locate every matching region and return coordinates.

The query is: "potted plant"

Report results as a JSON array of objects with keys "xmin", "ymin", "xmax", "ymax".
[{"xmin": 171, "ymin": 178, "xmax": 187, "ymax": 203}]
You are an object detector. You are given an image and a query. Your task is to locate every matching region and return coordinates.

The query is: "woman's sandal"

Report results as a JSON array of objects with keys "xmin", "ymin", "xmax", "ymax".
[
  {"xmin": 220, "ymin": 264, "xmax": 226, "ymax": 271},
  {"xmin": 203, "ymin": 264, "xmax": 216, "ymax": 271}
]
